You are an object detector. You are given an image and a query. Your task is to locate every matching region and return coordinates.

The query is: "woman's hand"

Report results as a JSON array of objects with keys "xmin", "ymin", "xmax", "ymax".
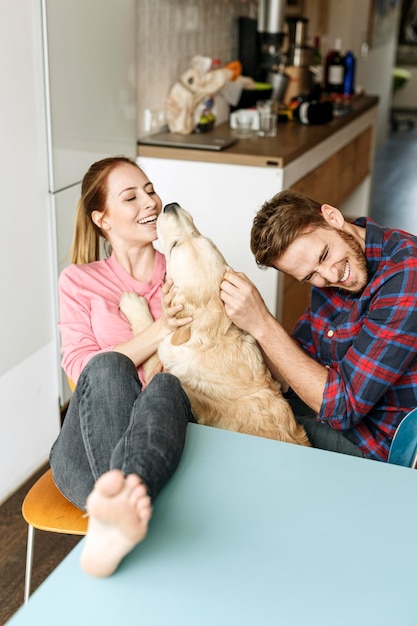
[
  {"xmin": 114, "ymin": 279, "xmax": 191, "ymax": 368},
  {"xmin": 146, "ymin": 360, "xmax": 164, "ymax": 384},
  {"xmin": 161, "ymin": 278, "xmax": 193, "ymax": 332}
]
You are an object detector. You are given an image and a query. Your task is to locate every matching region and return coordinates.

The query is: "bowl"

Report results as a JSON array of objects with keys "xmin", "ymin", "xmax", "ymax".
[{"xmin": 233, "ymin": 82, "xmax": 273, "ymax": 110}]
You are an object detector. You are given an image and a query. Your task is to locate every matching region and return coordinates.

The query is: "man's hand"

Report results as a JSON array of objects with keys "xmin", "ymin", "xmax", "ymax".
[{"xmin": 220, "ymin": 269, "xmax": 269, "ymax": 336}]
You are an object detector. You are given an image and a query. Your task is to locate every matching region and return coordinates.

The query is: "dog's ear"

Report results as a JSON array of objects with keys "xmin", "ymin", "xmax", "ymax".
[{"xmin": 171, "ymin": 325, "xmax": 191, "ymax": 346}]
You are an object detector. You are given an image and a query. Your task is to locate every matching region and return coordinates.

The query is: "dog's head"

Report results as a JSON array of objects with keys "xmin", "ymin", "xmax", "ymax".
[
  {"xmin": 157, "ymin": 203, "xmax": 228, "ymax": 298},
  {"xmin": 157, "ymin": 203, "xmax": 229, "ymax": 344}
]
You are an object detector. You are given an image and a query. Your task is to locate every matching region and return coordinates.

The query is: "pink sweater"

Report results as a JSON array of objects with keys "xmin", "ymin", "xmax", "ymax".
[{"xmin": 58, "ymin": 251, "xmax": 166, "ymax": 386}]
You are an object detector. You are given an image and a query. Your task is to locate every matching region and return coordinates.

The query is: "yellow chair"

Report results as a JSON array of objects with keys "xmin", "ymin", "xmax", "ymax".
[
  {"xmin": 22, "ymin": 468, "xmax": 88, "ymax": 603},
  {"xmin": 22, "ymin": 376, "xmax": 86, "ymax": 603}
]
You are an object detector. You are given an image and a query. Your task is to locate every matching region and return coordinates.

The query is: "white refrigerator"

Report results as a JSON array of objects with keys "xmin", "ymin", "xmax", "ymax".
[{"xmin": 41, "ymin": 0, "xmax": 138, "ymax": 405}]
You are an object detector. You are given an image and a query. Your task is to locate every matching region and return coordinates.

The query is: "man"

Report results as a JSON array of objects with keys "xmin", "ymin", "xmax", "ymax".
[{"xmin": 220, "ymin": 190, "xmax": 417, "ymax": 461}]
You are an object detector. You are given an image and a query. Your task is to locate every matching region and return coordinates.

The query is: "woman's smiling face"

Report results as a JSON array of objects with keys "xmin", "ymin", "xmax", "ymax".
[{"xmin": 92, "ymin": 162, "xmax": 163, "ymax": 248}]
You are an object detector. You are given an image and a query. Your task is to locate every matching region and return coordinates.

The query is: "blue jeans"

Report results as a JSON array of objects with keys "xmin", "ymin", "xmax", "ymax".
[{"xmin": 49, "ymin": 352, "xmax": 192, "ymax": 510}]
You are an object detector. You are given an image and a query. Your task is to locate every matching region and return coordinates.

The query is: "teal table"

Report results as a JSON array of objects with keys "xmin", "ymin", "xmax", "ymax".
[{"xmin": 8, "ymin": 424, "xmax": 417, "ymax": 625}]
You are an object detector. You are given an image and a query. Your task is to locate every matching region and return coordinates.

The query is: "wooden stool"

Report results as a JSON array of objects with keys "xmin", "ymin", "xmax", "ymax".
[{"xmin": 22, "ymin": 468, "xmax": 88, "ymax": 603}]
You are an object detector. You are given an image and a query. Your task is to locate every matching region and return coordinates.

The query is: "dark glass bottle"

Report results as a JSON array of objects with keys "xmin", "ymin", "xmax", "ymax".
[
  {"xmin": 325, "ymin": 38, "xmax": 344, "ymax": 95},
  {"xmin": 312, "ymin": 35, "xmax": 322, "ymax": 67}
]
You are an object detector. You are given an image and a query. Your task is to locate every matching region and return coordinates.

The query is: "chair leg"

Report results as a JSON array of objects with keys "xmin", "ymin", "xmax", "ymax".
[{"xmin": 24, "ymin": 524, "xmax": 35, "ymax": 604}]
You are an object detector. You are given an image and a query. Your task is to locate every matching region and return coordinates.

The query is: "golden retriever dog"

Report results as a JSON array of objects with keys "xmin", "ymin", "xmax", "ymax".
[{"xmin": 120, "ymin": 203, "xmax": 310, "ymax": 447}]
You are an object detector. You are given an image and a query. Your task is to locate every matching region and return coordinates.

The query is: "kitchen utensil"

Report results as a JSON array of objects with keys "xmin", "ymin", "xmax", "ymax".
[
  {"xmin": 235, "ymin": 109, "xmax": 254, "ymax": 138},
  {"xmin": 267, "ymin": 70, "xmax": 289, "ymax": 102},
  {"xmin": 256, "ymin": 100, "xmax": 277, "ymax": 137}
]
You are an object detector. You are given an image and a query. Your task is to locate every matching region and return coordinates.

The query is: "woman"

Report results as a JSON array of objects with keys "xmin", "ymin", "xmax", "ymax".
[{"xmin": 50, "ymin": 156, "xmax": 193, "ymax": 577}]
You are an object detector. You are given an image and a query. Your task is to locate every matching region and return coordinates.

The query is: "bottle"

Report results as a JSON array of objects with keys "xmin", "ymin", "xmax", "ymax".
[
  {"xmin": 325, "ymin": 38, "xmax": 344, "ymax": 95},
  {"xmin": 312, "ymin": 35, "xmax": 322, "ymax": 67},
  {"xmin": 311, "ymin": 34, "xmax": 323, "ymax": 93},
  {"xmin": 343, "ymin": 50, "xmax": 356, "ymax": 97},
  {"xmin": 196, "ymin": 97, "xmax": 215, "ymax": 133}
]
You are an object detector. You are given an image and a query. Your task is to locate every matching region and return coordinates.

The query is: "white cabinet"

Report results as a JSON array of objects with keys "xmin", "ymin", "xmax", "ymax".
[{"xmin": 139, "ymin": 158, "xmax": 284, "ymax": 315}]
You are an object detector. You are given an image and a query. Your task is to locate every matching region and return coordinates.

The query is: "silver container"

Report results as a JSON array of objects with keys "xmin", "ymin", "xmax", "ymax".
[
  {"xmin": 292, "ymin": 45, "xmax": 313, "ymax": 67},
  {"xmin": 267, "ymin": 70, "xmax": 290, "ymax": 102}
]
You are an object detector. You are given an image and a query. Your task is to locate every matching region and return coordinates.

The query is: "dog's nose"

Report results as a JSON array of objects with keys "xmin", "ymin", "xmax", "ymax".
[{"xmin": 163, "ymin": 202, "xmax": 180, "ymax": 213}]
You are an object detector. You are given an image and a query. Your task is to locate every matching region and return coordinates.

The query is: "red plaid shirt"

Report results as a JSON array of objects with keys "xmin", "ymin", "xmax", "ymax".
[{"xmin": 292, "ymin": 218, "xmax": 417, "ymax": 461}]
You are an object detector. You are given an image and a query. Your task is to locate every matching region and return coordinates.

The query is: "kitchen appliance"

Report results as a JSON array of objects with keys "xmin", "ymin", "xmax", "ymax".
[
  {"xmin": 238, "ymin": 16, "xmax": 260, "ymax": 80},
  {"xmin": 282, "ymin": 15, "xmax": 314, "ymax": 103},
  {"xmin": 238, "ymin": 0, "xmax": 287, "ymax": 82},
  {"xmin": 286, "ymin": 16, "xmax": 312, "ymax": 66},
  {"xmin": 257, "ymin": 0, "xmax": 287, "ymax": 80},
  {"xmin": 238, "ymin": 2, "xmax": 313, "ymax": 104},
  {"xmin": 41, "ymin": 0, "xmax": 137, "ymax": 406}
]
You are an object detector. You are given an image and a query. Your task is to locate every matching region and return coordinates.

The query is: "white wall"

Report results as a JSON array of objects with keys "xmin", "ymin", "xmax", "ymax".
[
  {"xmin": 357, "ymin": 37, "xmax": 399, "ymax": 146},
  {"xmin": 0, "ymin": 1, "xmax": 60, "ymax": 503},
  {"xmin": 136, "ymin": 0, "xmax": 258, "ymax": 135},
  {"xmin": 304, "ymin": 0, "xmax": 400, "ymax": 147}
]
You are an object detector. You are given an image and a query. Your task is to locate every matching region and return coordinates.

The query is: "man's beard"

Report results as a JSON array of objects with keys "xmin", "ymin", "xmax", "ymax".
[{"xmin": 337, "ymin": 230, "xmax": 368, "ymax": 293}]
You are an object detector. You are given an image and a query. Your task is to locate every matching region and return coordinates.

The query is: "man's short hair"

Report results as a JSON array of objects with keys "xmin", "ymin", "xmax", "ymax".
[{"xmin": 250, "ymin": 190, "xmax": 329, "ymax": 268}]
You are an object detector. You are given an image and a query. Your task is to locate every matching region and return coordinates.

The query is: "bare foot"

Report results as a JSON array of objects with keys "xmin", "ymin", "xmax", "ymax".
[{"xmin": 80, "ymin": 469, "xmax": 152, "ymax": 577}]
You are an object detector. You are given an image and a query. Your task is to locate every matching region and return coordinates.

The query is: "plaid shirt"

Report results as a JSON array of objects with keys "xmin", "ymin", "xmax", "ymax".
[{"xmin": 292, "ymin": 218, "xmax": 417, "ymax": 461}]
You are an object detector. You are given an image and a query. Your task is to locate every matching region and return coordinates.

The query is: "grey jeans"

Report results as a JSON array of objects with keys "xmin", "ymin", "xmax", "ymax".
[
  {"xmin": 50, "ymin": 352, "xmax": 192, "ymax": 510},
  {"xmin": 287, "ymin": 394, "xmax": 366, "ymax": 459}
]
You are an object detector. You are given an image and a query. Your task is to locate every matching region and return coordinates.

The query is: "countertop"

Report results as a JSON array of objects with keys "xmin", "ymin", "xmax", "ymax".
[{"xmin": 137, "ymin": 95, "xmax": 379, "ymax": 168}]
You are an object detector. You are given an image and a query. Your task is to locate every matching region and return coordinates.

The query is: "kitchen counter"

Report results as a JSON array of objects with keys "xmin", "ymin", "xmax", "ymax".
[
  {"xmin": 138, "ymin": 95, "xmax": 378, "ymax": 169},
  {"xmin": 137, "ymin": 95, "xmax": 379, "ymax": 331}
]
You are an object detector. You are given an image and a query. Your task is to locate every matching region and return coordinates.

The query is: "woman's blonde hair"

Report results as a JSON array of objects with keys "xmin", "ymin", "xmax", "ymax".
[{"xmin": 70, "ymin": 156, "xmax": 139, "ymax": 264}]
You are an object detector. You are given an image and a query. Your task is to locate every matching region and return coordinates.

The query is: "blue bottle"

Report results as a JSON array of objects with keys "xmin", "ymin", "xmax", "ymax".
[{"xmin": 343, "ymin": 51, "xmax": 356, "ymax": 97}]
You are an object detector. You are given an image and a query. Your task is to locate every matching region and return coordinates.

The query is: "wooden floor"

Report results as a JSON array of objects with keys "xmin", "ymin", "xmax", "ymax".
[{"xmin": 1, "ymin": 112, "xmax": 417, "ymax": 626}]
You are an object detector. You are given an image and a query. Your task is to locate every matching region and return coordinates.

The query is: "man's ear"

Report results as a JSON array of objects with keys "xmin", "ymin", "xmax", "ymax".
[{"xmin": 320, "ymin": 204, "xmax": 345, "ymax": 229}]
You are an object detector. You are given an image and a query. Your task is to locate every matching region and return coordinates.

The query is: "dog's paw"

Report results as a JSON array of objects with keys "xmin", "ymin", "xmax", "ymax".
[
  {"xmin": 119, "ymin": 292, "xmax": 153, "ymax": 329},
  {"xmin": 119, "ymin": 291, "xmax": 143, "ymax": 318}
]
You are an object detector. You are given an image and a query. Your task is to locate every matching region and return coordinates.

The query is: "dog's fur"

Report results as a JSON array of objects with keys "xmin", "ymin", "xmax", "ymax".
[{"xmin": 120, "ymin": 204, "xmax": 310, "ymax": 447}]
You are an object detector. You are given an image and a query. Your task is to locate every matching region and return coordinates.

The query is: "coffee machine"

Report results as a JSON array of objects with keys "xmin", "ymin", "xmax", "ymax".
[
  {"xmin": 238, "ymin": 0, "xmax": 286, "ymax": 83},
  {"xmin": 257, "ymin": 0, "xmax": 286, "ymax": 79}
]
